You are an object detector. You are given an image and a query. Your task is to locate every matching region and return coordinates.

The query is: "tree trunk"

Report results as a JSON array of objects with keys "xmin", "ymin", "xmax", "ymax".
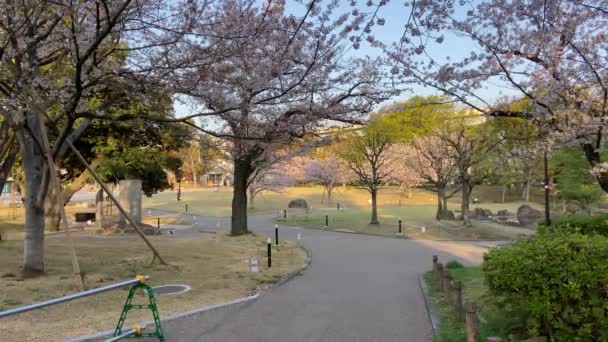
[
  {"xmin": 436, "ymin": 187, "xmax": 445, "ymax": 220},
  {"xmin": 442, "ymin": 195, "xmax": 448, "ymax": 217},
  {"xmin": 435, "ymin": 189, "xmax": 443, "ymax": 220},
  {"xmin": 461, "ymin": 181, "xmax": 471, "ymax": 226},
  {"xmin": 248, "ymin": 188, "xmax": 256, "ymax": 209},
  {"xmin": 231, "ymin": 157, "xmax": 252, "ymax": 235},
  {"xmin": 17, "ymin": 126, "xmax": 48, "ymax": 276},
  {"xmin": 523, "ymin": 181, "xmax": 530, "ymax": 202},
  {"xmin": 370, "ymin": 188, "xmax": 379, "ymax": 224},
  {"xmin": 595, "ymin": 172, "xmax": 608, "ymax": 193},
  {"xmin": 581, "ymin": 142, "xmax": 608, "ymax": 193},
  {"xmin": 326, "ymin": 183, "xmax": 334, "ymax": 203},
  {"xmin": 189, "ymin": 153, "xmax": 198, "ymax": 188},
  {"xmin": 501, "ymin": 184, "xmax": 506, "ymax": 203},
  {"xmin": 521, "ymin": 169, "xmax": 531, "ymax": 202}
]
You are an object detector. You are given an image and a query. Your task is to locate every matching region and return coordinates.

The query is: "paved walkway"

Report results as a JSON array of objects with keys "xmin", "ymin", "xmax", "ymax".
[{"xmin": 149, "ymin": 212, "xmax": 489, "ymax": 342}]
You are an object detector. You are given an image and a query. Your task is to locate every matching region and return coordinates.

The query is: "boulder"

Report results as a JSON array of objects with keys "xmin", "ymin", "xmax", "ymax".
[
  {"xmin": 517, "ymin": 205, "xmax": 543, "ymax": 226},
  {"xmin": 288, "ymin": 198, "xmax": 309, "ymax": 209},
  {"xmin": 472, "ymin": 208, "xmax": 493, "ymax": 219},
  {"xmin": 496, "ymin": 209, "xmax": 512, "ymax": 222}
]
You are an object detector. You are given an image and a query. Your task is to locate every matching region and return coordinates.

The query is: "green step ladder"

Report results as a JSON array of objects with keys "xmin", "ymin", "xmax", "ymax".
[{"xmin": 112, "ymin": 275, "xmax": 165, "ymax": 341}]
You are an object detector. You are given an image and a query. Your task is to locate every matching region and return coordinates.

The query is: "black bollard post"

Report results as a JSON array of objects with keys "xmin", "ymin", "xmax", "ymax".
[
  {"xmin": 267, "ymin": 238, "xmax": 272, "ymax": 268},
  {"xmin": 399, "ymin": 217, "xmax": 402, "ymax": 233},
  {"xmin": 325, "ymin": 215, "xmax": 329, "ymax": 227},
  {"xmin": 275, "ymin": 224, "xmax": 279, "ymax": 245}
]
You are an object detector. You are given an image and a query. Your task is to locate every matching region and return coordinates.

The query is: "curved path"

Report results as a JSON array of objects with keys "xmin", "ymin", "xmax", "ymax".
[{"xmin": 149, "ymin": 212, "xmax": 490, "ymax": 342}]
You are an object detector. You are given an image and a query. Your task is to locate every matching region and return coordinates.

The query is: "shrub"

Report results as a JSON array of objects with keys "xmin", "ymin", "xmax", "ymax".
[
  {"xmin": 538, "ymin": 214, "xmax": 608, "ymax": 237},
  {"xmin": 482, "ymin": 233, "xmax": 608, "ymax": 341},
  {"xmin": 445, "ymin": 260, "xmax": 464, "ymax": 269}
]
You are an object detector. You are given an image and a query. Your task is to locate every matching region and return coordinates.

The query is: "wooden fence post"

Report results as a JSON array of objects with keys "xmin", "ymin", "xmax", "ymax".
[
  {"xmin": 435, "ymin": 263, "xmax": 443, "ymax": 284},
  {"xmin": 465, "ymin": 301, "xmax": 477, "ymax": 342},
  {"xmin": 443, "ymin": 272, "xmax": 451, "ymax": 294},
  {"xmin": 432, "ymin": 255, "xmax": 438, "ymax": 277},
  {"xmin": 453, "ymin": 280, "xmax": 463, "ymax": 321}
]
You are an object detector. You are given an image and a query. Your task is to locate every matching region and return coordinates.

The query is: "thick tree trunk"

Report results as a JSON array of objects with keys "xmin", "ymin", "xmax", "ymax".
[
  {"xmin": 17, "ymin": 126, "xmax": 48, "ymax": 276},
  {"xmin": 436, "ymin": 188, "xmax": 444, "ymax": 220},
  {"xmin": 442, "ymin": 195, "xmax": 448, "ymax": 217},
  {"xmin": 461, "ymin": 181, "xmax": 471, "ymax": 227},
  {"xmin": 231, "ymin": 157, "xmax": 252, "ymax": 235},
  {"xmin": 436, "ymin": 193, "xmax": 443, "ymax": 220},
  {"xmin": 370, "ymin": 188, "xmax": 379, "ymax": 224}
]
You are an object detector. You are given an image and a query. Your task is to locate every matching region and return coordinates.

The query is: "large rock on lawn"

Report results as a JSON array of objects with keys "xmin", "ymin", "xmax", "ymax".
[
  {"xmin": 517, "ymin": 205, "xmax": 543, "ymax": 226},
  {"xmin": 288, "ymin": 198, "xmax": 309, "ymax": 209}
]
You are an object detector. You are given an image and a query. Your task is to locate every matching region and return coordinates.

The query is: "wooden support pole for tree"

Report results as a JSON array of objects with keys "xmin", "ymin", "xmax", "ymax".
[
  {"xmin": 66, "ymin": 141, "xmax": 167, "ymax": 265},
  {"xmin": 453, "ymin": 280, "xmax": 463, "ymax": 321},
  {"xmin": 465, "ymin": 301, "xmax": 477, "ymax": 342},
  {"xmin": 37, "ymin": 114, "xmax": 85, "ymax": 289}
]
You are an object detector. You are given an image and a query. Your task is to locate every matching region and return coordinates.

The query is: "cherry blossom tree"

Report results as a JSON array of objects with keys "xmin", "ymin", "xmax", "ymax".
[
  {"xmin": 0, "ymin": 0, "xmax": 197, "ymax": 275},
  {"xmin": 409, "ymin": 135, "xmax": 459, "ymax": 219},
  {"xmin": 175, "ymin": 0, "xmax": 391, "ymax": 235},
  {"xmin": 303, "ymin": 157, "xmax": 343, "ymax": 203},
  {"xmin": 248, "ymin": 166, "xmax": 295, "ymax": 210},
  {"xmin": 387, "ymin": 144, "xmax": 424, "ymax": 198},
  {"xmin": 385, "ymin": 0, "xmax": 608, "ymax": 193}
]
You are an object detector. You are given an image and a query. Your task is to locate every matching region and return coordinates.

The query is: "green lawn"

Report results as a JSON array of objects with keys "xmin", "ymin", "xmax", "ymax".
[
  {"xmin": 144, "ymin": 186, "xmax": 436, "ymax": 217},
  {"xmin": 425, "ymin": 265, "xmax": 520, "ymax": 341},
  {"xmin": 280, "ymin": 205, "xmax": 535, "ymax": 240}
]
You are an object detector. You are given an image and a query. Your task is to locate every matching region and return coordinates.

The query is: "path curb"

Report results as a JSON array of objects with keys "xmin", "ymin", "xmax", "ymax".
[
  {"xmin": 277, "ymin": 220, "xmax": 522, "ymax": 244},
  {"xmin": 418, "ymin": 274, "xmax": 440, "ymax": 337},
  {"xmin": 270, "ymin": 243, "xmax": 312, "ymax": 289},
  {"xmin": 68, "ymin": 294, "xmax": 260, "ymax": 342}
]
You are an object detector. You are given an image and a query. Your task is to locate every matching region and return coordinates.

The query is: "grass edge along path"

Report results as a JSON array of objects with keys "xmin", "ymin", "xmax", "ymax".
[
  {"xmin": 423, "ymin": 264, "xmax": 522, "ymax": 342},
  {"xmin": 279, "ymin": 207, "xmax": 534, "ymax": 241}
]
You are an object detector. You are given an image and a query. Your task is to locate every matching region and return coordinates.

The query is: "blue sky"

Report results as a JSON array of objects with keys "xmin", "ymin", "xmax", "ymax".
[{"xmin": 173, "ymin": 0, "xmax": 518, "ymax": 118}]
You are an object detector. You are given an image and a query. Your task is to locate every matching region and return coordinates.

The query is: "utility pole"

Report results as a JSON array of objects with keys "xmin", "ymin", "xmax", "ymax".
[{"xmin": 543, "ymin": 149, "xmax": 551, "ymax": 226}]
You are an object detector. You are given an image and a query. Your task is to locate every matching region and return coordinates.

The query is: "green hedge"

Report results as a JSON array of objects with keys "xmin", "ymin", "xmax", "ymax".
[
  {"xmin": 538, "ymin": 214, "xmax": 608, "ymax": 237},
  {"xmin": 482, "ymin": 233, "xmax": 608, "ymax": 341}
]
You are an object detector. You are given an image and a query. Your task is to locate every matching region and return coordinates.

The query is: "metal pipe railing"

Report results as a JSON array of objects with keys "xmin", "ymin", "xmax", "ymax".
[
  {"xmin": 104, "ymin": 324, "xmax": 147, "ymax": 342},
  {"xmin": 0, "ymin": 276, "xmax": 147, "ymax": 319}
]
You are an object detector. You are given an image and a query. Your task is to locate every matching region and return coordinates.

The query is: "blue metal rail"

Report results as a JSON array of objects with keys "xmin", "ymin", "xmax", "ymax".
[{"xmin": 0, "ymin": 276, "xmax": 145, "ymax": 318}]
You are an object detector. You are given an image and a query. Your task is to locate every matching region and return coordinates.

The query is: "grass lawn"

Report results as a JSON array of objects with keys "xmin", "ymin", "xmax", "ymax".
[
  {"xmin": 424, "ymin": 265, "xmax": 520, "ymax": 342},
  {"xmin": 144, "ymin": 186, "xmax": 443, "ymax": 216},
  {"xmin": 0, "ymin": 233, "xmax": 305, "ymax": 341},
  {"xmin": 280, "ymin": 204, "xmax": 536, "ymax": 240}
]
